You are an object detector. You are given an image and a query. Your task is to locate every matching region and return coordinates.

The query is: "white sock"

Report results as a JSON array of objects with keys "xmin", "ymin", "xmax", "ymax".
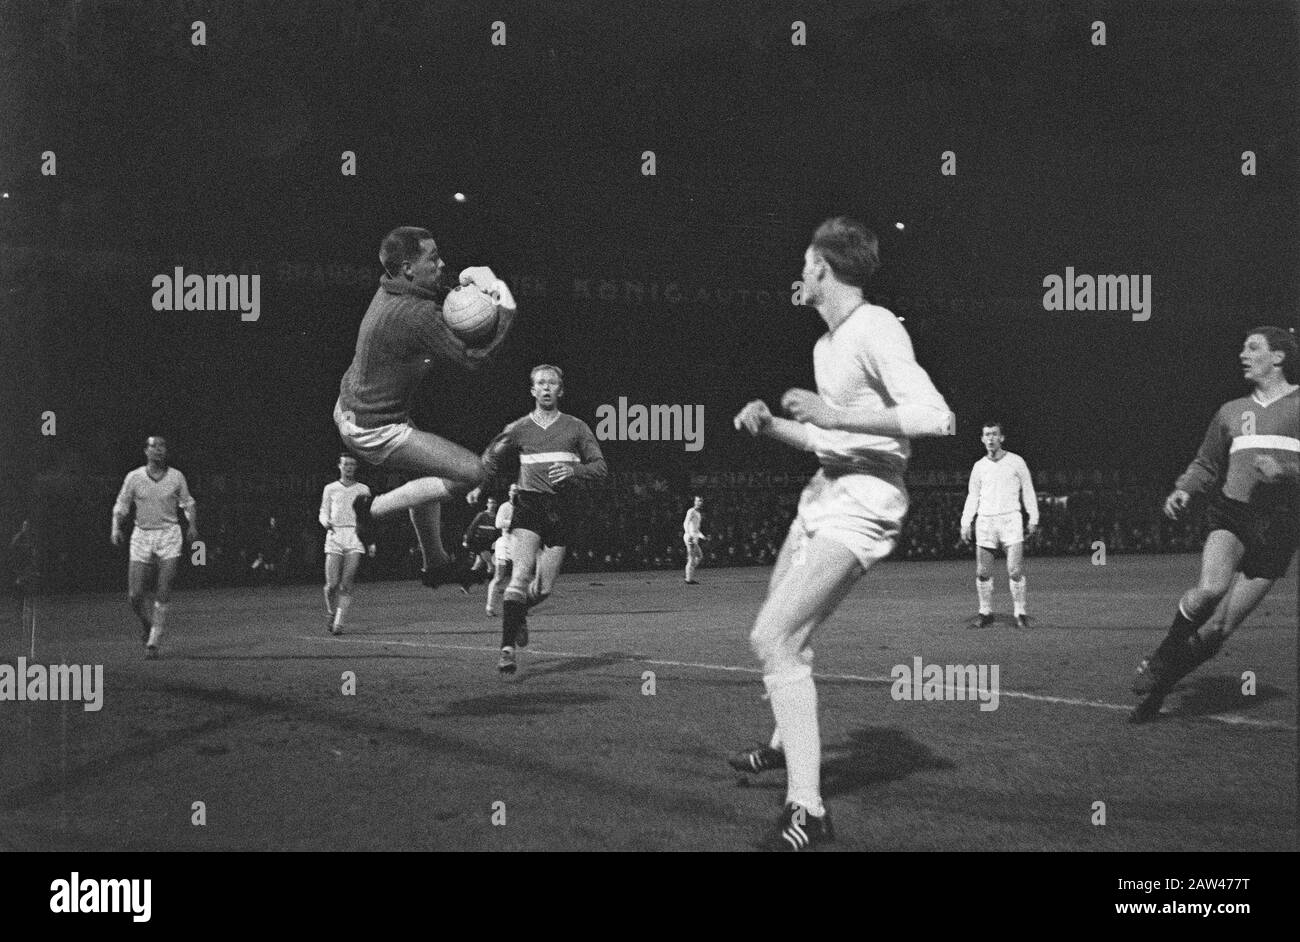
[
  {"xmin": 1010, "ymin": 576, "xmax": 1027, "ymax": 616},
  {"xmin": 334, "ymin": 594, "xmax": 352, "ymax": 630},
  {"xmin": 324, "ymin": 586, "xmax": 336, "ymax": 615},
  {"xmin": 148, "ymin": 602, "xmax": 168, "ymax": 647},
  {"xmin": 764, "ymin": 665, "xmax": 824, "ymax": 817},
  {"xmin": 372, "ymin": 478, "xmax": 451, "ymax": 517},
  {"xmin": 685, "ymin": 561, "xmax": 695, "ymax": 581},
  {"xmin": 976, "ymin": 577, "xmax": 993, "ymax": 615}
]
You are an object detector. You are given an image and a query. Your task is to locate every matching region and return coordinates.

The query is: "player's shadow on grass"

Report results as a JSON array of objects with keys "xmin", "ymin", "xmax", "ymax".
[
  {"xmin": 439, "ymin": 689, "xmax": 610, "ymax": 718},
  {"xmin": 738, "ymin": 727, "xmax": 955, "ymax": 799},
  {"xmin": 518, "ymin": 651, "xmax": 648, "ymax": 680},
  {"xmin": 823, "ymin": 727, "xmax": 956, "ymax": 798},
  {"xmin": 1169, "ymin": 674, "xmax": 1287, "ymax": 718}
]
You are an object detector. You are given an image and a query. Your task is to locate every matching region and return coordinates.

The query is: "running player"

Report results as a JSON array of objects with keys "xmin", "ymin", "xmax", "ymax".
[
  {"xmin": 110, "ymin": 436, "xmax": 198, "ymax": 659},
  {"xmin": 1130, "ymin": 326, "xmax": 1298, "ymax": 723},
  {"xmin": 959, "ymin": 421, "xmax": 1038, "ymax": 629},
  {"xmin": 683, "ymin": 495, "xmax": 707, "ymax": 584},
  {"xmin": 463, "ymin": 496, "xmax": 500, "ymax": 581},
  {"xmin": 486, "ymin": 484, "xmax": 518, "ymax": 617},
  {"xmin": 337, "ymin": 226, "xmax": 516, "ymax": 592},
  {"xmin": 320, "ymin": 454, "xmax": 375, "ymax": 636},
  {"xmin": 469, "ymin": 366, "xmax": 607, "ymax": 676},
  {"xmin": 729, "ymin": 217, "xmax": 955, "ymax": 850}
]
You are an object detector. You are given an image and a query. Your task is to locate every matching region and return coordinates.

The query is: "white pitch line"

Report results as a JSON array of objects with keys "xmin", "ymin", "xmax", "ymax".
[{"xmin": 300, "ymin": 635, "xmax": 1296, "ymax": 732}]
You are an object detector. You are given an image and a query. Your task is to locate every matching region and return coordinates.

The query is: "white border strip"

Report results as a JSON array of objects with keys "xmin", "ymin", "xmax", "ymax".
[{"xmin": 300, "ymin": 635, "xmax": 1297, "ymax": 732}]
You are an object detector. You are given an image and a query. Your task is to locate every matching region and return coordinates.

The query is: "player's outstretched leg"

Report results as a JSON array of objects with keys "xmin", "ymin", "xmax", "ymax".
[
  {"xmin": 127, "ymin": 561, "xmax": 154, "ymax": 646},
  {"xmin": 499, "ymin": 530, "xmax": 542, "ymax": 673},
  {"xmin": 324, "ymin": 552, "xmax": 342, "ymax": 631},
  {"xmin": 970, "ymin": 546, "xmax": 995, "ymax": 628},
  {"xmin": 1007, "ymin": 543, "xmax": 1030, "ymax": 629},
  {"xmin": 749, "ymin": 532, "xmax": 862, "ymax": 851},
  {"xmin": 1130, "ymin": 572, "xmax": 1271, "ymax": 724},
  {"xmin": 331, "ymin": 553, "xmax": 362, "ymax": 636},
  {"xmin": 1132, "ymin": 531, "xmax": 1241, "ymax": 699},
  {"xmin": 486, "ymin": 560, "xmax": 509, "ymax": 616},
  {"xmin": 145, "ymin": 556, "xmax": 179, "ymax": 659}
]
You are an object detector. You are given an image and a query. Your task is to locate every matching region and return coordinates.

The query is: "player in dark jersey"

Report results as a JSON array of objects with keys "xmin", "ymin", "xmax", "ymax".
[
  {"xmin": 336, "ymin": 226, "xmax": 516, "ymax": 592},
  {"xmin": 469, "ymin": 365, "xmax": 607, "ymax": 675},
  {"xmin": 1130, "ymin": 326, "xmax": 1299, "ymax": 723},
  {"xmin": 463, "ymin": 496, "xmax": 500, "ymax": 581}
]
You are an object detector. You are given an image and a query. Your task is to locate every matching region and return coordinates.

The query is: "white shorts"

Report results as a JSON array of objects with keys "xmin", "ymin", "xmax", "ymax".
[
  {"xmin": 684, "ymin": 535, "xmax": 702, "ymax": 552},
  {"xmin": 334, "ymin": 399, "xmax": 414, "ymax": 465},
  {"xmin": 325, "ymin": 527, "xmax": 365, "ymax": 556},
  {"xmin": 494, "ymin": 533, "xmax": 512, "ymax": 564},
  {"xmin": 976, "ymin": 512, "xmax": 1024, "ymax": 550},
  {"xmin": 130, "ymin": 525, "xmax": 183, "ymax": 564},
  {"xmin": 788, "ymin": 470, "xmax": 907, "ymax": 570}
]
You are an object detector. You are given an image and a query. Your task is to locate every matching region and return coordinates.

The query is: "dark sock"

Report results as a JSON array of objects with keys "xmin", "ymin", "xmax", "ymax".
[
  {"xmin": 501, "ymin": 599, "xmax": 526, "ymax": 648},
  {"xmin": 1189, "ymin": 630, "xmax": 1225, "ymax": 669},
  {"xmin": 1165, "ymin": 630, "xmax": 1225, "ymax": 688},
  {"xmin": 1156, "ymin": 605, "xmax": 1202, "ymax": 657}
]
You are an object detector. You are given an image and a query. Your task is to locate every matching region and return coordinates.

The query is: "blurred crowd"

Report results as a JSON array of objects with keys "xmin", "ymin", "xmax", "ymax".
[{"xmin": 7, "ymin": 474, "xmax": 1209, "ymax": 595}]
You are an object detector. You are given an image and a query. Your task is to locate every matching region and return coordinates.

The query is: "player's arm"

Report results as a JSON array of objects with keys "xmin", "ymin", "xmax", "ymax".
[
  {"xmin": 111, "ymin": 474, "xmax": 133, "ymax": 545},
  {"xmin": 733, "ymin": 399, "xmax": 816, "ymax": 451},
  {"xmin": 555, "ymin": 424, "xmax": 608, "ymax": 484},
  {"xmin": 959, "ymin": 463, "xmax": 981, "ymax": 541},
  {"xmin": 1168, "ymin": 410, "xmax": 1228, "ymax": 518},
  {"xmin": 455, "ymin": 266, "xmax": 518, "ymax": 362},
  {"xmin": 414, "ymin": 294, "xmax": 513, "ymax": 371},
  {"xmin": 1018, "ymin": 458, "xmax": 1039, "ymax": 532},
  {"xmin": 319, "ymin": 487, "xmax": 333, "ymax": 530},
  {"xmin": 785, "ymin": 317, "xmax": 955, "ymax": 438},
  {"xmin": 176, "ymin": 472, "xmax": 199, "ymax": 541}
]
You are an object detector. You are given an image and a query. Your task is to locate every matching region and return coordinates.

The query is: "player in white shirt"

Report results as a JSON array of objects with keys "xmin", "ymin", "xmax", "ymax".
[
  {"xmin": 959, "ymin": 422, "xmax": 1038, "ymax": 629},
  {"xmin": 486, "ymin": 484, "xmax": 518, "ymax": 617},
  {"xmin": 730, "ymin": 217, "xmax": 955, "ymax": 851},
  {"xmin": 110, "ymin": 436, "xmax": 198, "ymax": 659},
  {"xmin": 319, "ymin": 454, "xmax": 375, "ymax": 635},
  {"xmin": 682, "ymin": 496, "xmax": 707, "ymax": 584}
]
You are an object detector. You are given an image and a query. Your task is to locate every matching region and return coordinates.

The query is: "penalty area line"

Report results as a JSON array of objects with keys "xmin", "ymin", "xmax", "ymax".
[{"xmin": 299, "ymin": 635, "xmax": 1296, "ymax": 732}]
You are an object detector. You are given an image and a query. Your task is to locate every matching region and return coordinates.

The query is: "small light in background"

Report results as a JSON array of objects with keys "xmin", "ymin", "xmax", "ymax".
[{"xmin": 453, "ymin": 192, "xmax": 467, "ymax": 203}]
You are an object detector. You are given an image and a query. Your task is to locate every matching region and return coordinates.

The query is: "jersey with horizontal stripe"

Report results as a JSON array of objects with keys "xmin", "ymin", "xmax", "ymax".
[
  {"xmin": 319, "ymin": 480, "xmax": 371, "ymax": 529},
  {"xmin": 114, "ymin": 466, "xmax": 194, "ymax": 530},
  {"xmin": 804, "ymin": 303, "xmax": 954, "ymax": 485},
  {"xmin": 1176, "ymin": 387, "xmax": 1300, "ymax": 512},
  {"xmin": 487, "ymin": 412, "xmax": 607, "ymax": 494},
  {"xmin": 465, "ymin": 510, "xmax": 500, "ymax": 546}
]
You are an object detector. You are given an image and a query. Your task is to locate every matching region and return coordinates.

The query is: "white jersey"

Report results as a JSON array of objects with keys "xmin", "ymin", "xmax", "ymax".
[
  {"xmin": 114, "ymin": 466, "xmax": 194, "ymax": 530},
  {"xmin": 961, "ymin": 452, "xmax": 1038, "ymax": 529},
  {"xmin": 805, "ymin": 304, "xmax": 954, "ymax": 484},
  {"xmin": 683, "ymin": 507, "xmax": 702, "ymax": 540},
  {"xmin": 319, "ymin": 480, "xmax": 371, "ymax": 529}
]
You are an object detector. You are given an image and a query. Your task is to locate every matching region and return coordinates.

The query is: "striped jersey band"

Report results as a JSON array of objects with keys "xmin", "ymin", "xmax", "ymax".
[
  {"xmin": 1229, "ymin": 435, "xmax": 1300, "ymax": 453},
  {"xmin": 519, "ymin": 452, "xmax": 581, "ymax": 464}
]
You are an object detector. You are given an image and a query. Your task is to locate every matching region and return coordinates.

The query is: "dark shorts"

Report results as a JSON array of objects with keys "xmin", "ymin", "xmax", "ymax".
[
  {"xmin": 510, "ymin": 490, "xmax": 572, "ymax": 548},
  {"xmin": 1206, "ymin": 493, "xmax": 1299, "ymax": 580}
]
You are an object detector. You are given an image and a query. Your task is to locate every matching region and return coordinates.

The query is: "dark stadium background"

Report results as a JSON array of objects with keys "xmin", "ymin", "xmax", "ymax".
[{"xmin": 1, "ymin": 0, "xmax": 1296, "ymax": 570}]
